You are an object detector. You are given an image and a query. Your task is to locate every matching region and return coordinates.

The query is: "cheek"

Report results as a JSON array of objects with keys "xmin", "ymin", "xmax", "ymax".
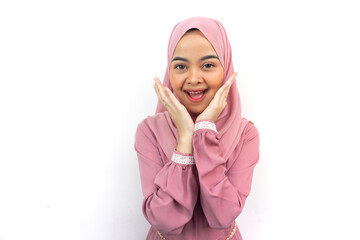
[
  {"xmin": 207, "ymin": 71, "xmax": 224, "ymax": 89},
  {"xmin": 169, "ymin": 73, "xmax": 183, "ymax": 92}
]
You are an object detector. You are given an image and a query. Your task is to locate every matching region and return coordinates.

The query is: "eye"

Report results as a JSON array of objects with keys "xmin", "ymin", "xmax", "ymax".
[
  {"xmin": 175, "ymin": 64, "xmax": 186, "ymax": 70},
  {"xmin": 203, "ymin": 63, "xmax": 215, "ymax": 69}
]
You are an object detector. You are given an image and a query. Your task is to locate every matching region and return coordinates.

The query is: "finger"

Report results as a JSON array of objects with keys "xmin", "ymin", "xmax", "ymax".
[
  {"xmin": 154, "ymin": 78, "xmax": 167, "ymax": 99},
  {"xmin": 153, "ymin": 78, "xmax": 164, "ymax": 102},
  {"xmin": 164, "ymin": 87, "xmax": 185, "ymax": 113},
  {"xmin": 158, "ymin": 84, "xmax": 171, "ymax": 103},
  {"xmin": 153, "ymin": 80, "xmax": 161, "ymax": 101},
  {"xmin": 154, "ymin": 78, "xmax": 170, "ymax": 108},
  {"xmin": 223, "ymin": 72, "xmax": 237, "ymax": 89},
  {"xmin": 164, "ymin": 87, "xmax": 180, "ymax": 106},
  {"xmin": 209, "ymin": 75, "xmax": 235, "ymax": 108},
  {"xmin": 155, "ymin": 80, "xmax": 176, "ymax": 111},
  {"xmin": 215, "ymin": 72, "xmax": 237, "ymax": 97},
  {"xmin": 220, "ymin": 72, "xmax": 237, "ymax": 98},
  {"xmin": 153, "ymin": 78, "xmax": 160, "ymax": 94},
  {"xmin": 210, "ymin": 85, "xmax": 225, "ymax": 107},
  {"xmin": 227, "ymin": 72, "xmax": 238, "ymax": 83}
]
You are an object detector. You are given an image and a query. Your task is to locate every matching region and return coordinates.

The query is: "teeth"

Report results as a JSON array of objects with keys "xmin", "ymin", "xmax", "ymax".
[{"xmin": 187, "ymin": 90, "xmax": 205, "ymax": 94}]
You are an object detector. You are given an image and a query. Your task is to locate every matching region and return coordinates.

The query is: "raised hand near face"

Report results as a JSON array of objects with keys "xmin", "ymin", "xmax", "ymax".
[
  {"xmin": 153, "ymin": 78, "xmax": 195, "ymax": 151},
  {"xmin": 196, "ymin": 72, "xmax": 238, "ymax": 123}
]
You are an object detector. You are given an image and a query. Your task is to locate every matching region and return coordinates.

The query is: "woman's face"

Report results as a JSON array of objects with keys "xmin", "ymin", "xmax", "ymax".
[{"xmin": 169, "ymin": 30, "xmax": 224, "ymax": 116}]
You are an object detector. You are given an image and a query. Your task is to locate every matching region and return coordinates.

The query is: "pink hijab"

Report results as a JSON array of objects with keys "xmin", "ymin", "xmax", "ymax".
[{"xmin": 148, "ymin": 16, "xmax": 249, "ymax": 163}]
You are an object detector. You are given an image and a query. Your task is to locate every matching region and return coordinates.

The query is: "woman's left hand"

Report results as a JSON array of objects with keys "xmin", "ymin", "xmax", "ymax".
[{"xmin": 196, "ymin": 72, "xmax": 237, "ymax": 123}]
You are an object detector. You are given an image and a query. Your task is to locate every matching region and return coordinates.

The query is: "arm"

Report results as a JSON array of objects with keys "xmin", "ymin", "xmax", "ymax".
[
  {"xmin": 134, "ymin": 122, "xmax": 199, "ymax": 235},
  {"xmin": 193, "ymin": 120, "xmax": 260, "ymax": 228}
]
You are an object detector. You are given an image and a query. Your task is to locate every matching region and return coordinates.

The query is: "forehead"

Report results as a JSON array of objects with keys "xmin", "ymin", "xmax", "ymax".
[{"xmin": 172, "ymin": 30, "xmax": 218, "ymax": 57}]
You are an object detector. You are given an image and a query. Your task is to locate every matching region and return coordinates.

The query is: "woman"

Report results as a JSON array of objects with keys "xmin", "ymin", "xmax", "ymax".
[{"xmin": 134, "ymin": 16, "xmax": 260, "ymax": 240}]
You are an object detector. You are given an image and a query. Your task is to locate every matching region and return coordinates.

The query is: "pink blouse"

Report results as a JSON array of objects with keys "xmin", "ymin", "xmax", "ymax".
[{"xmin": 135, "ymin": 119, "xmax": 260, "ymax": 240}]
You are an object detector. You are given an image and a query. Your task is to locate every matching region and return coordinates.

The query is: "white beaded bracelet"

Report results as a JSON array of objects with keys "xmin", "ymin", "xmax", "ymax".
[{"xmin": 194, "ymin": 121, "xmax": 218, "ymax": 133}]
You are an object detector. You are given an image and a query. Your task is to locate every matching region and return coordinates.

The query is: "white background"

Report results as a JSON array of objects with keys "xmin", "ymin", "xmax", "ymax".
[{"xmin": 1, "ymin": 0, "xmax": 360, "ymax": 239}]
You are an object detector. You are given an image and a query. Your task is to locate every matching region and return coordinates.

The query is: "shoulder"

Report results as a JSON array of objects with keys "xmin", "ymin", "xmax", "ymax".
[
  {"xmin": 134, "ymin": 112, "xmax": 168, "ymax": 147},
  {"xmin": 136, "ymin": 112, "xmax": 168, "ymax": 136},
  {"xmin": 226, "ymin": 119, "xmax": 260, "ymax": 171},
  {"xmin": 231, "ymin": 119, "xmax": 260, "ymax": 155},
  {"xmin": 242, "ymin": 120, "xmax": 260, "ymax": 143}
]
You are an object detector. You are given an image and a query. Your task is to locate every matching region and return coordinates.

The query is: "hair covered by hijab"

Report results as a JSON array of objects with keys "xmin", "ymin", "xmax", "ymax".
[{"xmin": 150, "ymin": 16, "xmax": 249, "ymax": 162}]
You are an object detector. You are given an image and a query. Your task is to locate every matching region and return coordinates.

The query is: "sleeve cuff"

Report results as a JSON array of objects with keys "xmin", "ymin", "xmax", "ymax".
[
  {"xmin": 171, "ymin": 151, "xmax": 195, "ymax": 165},
  {"xmin": 171, "ymin": 149, "xmax": 195, "ymax": 165},
  {"xmin": 194, "ymin": 120, "xmax": 218, "ymax": 133}
]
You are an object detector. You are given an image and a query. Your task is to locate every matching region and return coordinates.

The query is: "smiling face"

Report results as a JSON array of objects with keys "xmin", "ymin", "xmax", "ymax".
[{"xmin": 169, "ymin": 30, "xmax": 224, "ymax": 116}]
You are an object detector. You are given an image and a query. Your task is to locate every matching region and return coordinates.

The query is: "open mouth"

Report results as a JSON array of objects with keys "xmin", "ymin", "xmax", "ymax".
[{"xmin": 184, "ymin": 89, "xmax": 208, "ymax": 102}]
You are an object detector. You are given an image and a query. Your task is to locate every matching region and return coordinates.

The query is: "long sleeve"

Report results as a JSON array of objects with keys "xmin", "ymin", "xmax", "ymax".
[
  {"xmin": 193, "ymin": 120, "xmax": 260, "ymax": 229},
  {"xmin": 134, "ymin": 122, "xmax": 199, "ymax": 235}
]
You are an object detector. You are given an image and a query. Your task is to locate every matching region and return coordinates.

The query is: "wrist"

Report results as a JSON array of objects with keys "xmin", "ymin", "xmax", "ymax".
[
  {"xmin": 196, "ymin": 114, "xmax": 217, "ymax": 123},
  {"xmin": 195, "ymin": 118, "xmax": 215, "ymax": 124},
  {"xmin": 176, "ymin": 137, "xmax": 193, "ymax": 154},
  {"xmin": 179, "ymin": 131, "xmax": 194, "ymax": 140}
]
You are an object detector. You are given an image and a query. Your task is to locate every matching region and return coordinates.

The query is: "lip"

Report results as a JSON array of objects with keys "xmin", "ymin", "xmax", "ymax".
[
  {"xmin": 184, "ymin": 89, "xmax": 208, "ymax": 102},
  {"xmin": 185, "ymin": 88, "xmax": 207, "ymax": 92}
]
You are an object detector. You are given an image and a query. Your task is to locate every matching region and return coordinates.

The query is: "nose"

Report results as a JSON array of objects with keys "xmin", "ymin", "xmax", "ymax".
[{"xmin": 186, "ymin": 68, "xmax": 203, "ymax": 85}]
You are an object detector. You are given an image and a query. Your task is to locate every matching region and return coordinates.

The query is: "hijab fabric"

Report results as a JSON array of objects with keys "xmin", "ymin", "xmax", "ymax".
[{"xmin": 150, "ymin": 16, "xmax": 249, "ymax": 163}]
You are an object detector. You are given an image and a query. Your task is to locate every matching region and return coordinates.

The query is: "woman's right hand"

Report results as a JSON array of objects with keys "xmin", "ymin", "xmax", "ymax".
[{"xmin": 154, "ymin": 78, "xmax": 194, "ymax": 153}]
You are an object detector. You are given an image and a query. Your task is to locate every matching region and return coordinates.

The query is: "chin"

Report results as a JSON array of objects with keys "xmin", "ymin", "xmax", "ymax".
[{"xmin": 187, "ymin": 107, "xmax": 206, "ymax": 116}]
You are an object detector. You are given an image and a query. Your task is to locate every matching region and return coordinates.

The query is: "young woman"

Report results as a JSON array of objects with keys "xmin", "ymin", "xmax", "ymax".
[{"xmin": 134, "ymin": 16, "xmax": 260, "ymax": 240}]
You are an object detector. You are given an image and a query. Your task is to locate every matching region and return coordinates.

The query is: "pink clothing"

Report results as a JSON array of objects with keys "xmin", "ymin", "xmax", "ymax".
[
  {"xmin": 135, "ymin": 16, "xmax": 260, "ymax": 239},
  {"xmin": 135, "ymin": 114, "xmax": 260, "ymax": 239},
  {"xmin": 155, "ymin": 17, "xmax": 248, "ymax": 162}
]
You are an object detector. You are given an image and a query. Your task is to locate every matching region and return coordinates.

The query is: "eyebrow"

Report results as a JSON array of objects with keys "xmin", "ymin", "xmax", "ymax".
[
  {"xmin": 171, "ymin": 55, "xmax": 219, "ymax": 62},
  {"xmin": 171, "ymin": 57, "xmax": 189, "ymax": 62},
  {"xmin": 200, "ymin": 55, "xmax": 219, "ymax": 61}
]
